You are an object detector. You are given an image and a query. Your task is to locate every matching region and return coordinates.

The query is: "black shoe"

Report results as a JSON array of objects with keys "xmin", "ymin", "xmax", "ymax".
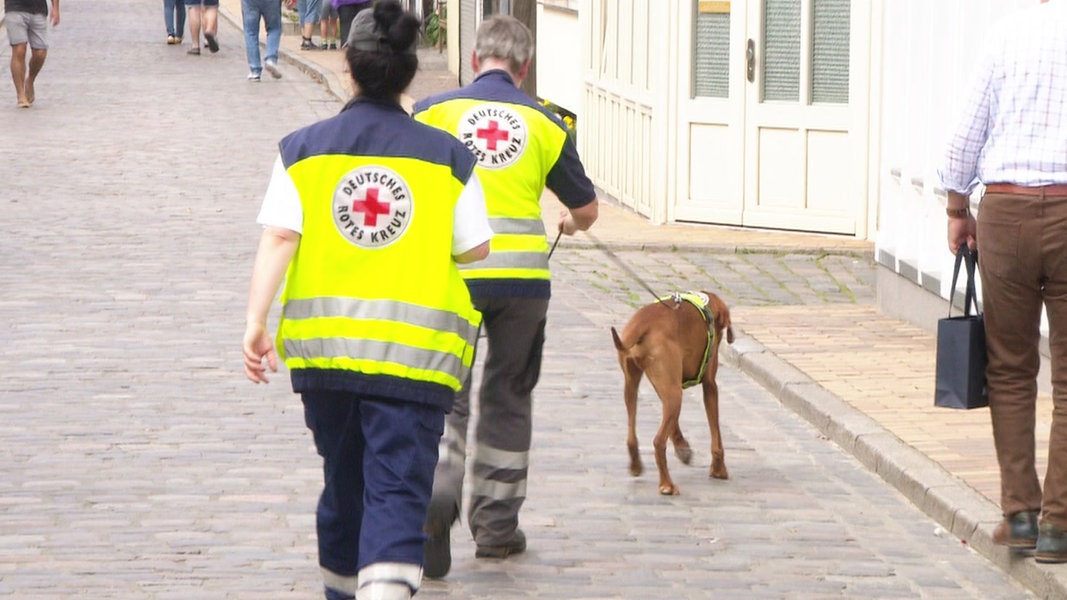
[
  {"xmin": 329, "ymin": 41, "xmax": 338, "ymax": 50},
  {"xmin": 993, "ymin": 510, "xmax": 1039, "ymax": 549},
  {"xmin": 204, "ymin": 32, "xmax": 219, "ymax": 53},
  {"xmin": 1036, "ymin": 522, "xmax": 1067, "ymax": 563},
  {"xmin": 300, "ymin": 37, "xmax": 316, "ymax": 50},
  {"xmin": 423, "ymin": 495, "xmax": 457, "ymax": 579},
  {"xmin": 475, "ymin": 529, "xmax": 526, "ymax": 559}
]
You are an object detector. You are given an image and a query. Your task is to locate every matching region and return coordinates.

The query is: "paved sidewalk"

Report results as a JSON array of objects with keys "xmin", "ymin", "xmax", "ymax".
[{"xmin": 219, "ymin": 8, "xmax": 1067, "ymax": 598}]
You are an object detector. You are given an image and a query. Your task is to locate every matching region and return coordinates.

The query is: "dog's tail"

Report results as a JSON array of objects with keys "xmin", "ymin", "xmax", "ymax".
[{"xmin": 610, "ymin": 326, "xmax": 626, "ymax": 351}]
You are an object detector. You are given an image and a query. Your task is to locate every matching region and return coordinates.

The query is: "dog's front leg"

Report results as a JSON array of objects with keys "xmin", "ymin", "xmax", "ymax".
[
  {"xmin": 653, "ymin": 388, "xmax": 683, "ymax": 495},
  {"xmin": 701, "ymin": 367, "xmax": 729, "ymax": 480}
]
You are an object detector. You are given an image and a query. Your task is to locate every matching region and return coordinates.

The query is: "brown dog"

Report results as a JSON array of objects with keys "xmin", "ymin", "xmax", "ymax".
[{"xmin": 610, "ymin": 291, "xmax": 735, "ymax": 495}]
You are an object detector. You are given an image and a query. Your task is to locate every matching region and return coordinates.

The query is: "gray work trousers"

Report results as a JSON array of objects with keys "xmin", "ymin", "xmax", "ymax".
[{"xmin": 432, "ymin": 295, "xmax": 548, "ymax": 547}]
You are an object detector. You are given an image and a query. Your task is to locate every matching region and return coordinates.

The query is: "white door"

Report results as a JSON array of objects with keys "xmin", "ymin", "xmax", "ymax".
[
  {"xmin": 674, "ymin": 0, "xmax": 859, "ymax": 235},
  {"xmin": 673, "ymin": 1, "xmax": 747, "ymax": 226}
]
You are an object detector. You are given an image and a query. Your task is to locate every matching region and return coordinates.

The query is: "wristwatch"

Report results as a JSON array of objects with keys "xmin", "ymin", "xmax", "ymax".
[{"xmin": 946, "ymin": 207, "xmax": 970, "ymax": 218}]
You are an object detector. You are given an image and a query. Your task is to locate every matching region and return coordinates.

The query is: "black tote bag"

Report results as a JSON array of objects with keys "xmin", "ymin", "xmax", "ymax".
[{"xmin": 934, "ymin": 247, "xmax": 989, "ymax": 409}]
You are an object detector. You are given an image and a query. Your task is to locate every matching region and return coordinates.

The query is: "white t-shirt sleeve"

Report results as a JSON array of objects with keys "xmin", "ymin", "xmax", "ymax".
[
  {"xmin": 452, "ymin": 172, "xmax": 493, "ymax": 255},
  {"xmin": 256, "ymin": 154, "xmax": 303, "ymax": 233}
]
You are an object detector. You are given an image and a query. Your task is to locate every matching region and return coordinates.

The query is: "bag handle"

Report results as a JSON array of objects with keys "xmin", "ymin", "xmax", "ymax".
[{"xmin": 948, "ymin": 246, "xmax": 980, "ymax": 318}]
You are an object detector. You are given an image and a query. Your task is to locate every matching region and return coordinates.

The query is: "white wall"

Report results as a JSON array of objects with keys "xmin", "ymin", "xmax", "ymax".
[
  {"xmin": 876, "ymin": 0, "xmax": 1033, "ymax": 305},
  {"xmin": 536, "ymin": 4, "xmax": 582, "ymax": 114}
]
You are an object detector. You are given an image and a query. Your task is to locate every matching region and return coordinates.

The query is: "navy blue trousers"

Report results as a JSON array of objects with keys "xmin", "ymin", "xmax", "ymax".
[{"xmin": 302, "ymin": 390, "xmax": 444, "ymax": 590}]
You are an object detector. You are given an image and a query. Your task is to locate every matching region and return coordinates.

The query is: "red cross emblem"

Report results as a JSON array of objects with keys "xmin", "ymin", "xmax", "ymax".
[
  {"xmin": 352, "ymin": 188, "xmax": 390, "ymax": 226},
  {"xmin": 476, "ymin": 120, "xmax": 510, "ymax": 151}
]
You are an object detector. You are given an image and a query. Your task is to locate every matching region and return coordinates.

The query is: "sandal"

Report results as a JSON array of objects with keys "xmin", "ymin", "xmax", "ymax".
[
  {"xmin": 205, "ymin": 32, "xmax": 219, "ymax": 53},
  {"xmin": 187, "ymin": 47, "xmax": 200, "ymax": 55}
]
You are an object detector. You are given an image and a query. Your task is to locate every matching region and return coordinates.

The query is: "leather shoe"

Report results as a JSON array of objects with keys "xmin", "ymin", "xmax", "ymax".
[
  {"xmin": 1036, "ymin": 522, "xmax": 1067, "ymax": 564},
  {"xmin": 423, "ymin": 494, "xmax": 457, "ymax": 579},
  {"xmin": 475, "ymin": 529, "xmax": 526, "ymax": 559},
  {"xmin": 993, "ymin": 510, "xmax": 1038, "ymax": 549}
]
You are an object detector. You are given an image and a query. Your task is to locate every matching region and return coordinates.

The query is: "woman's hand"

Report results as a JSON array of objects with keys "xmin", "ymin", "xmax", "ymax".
[{"xmin": 243, "ymin": 321, "xmax": 277, "ymax": 383}]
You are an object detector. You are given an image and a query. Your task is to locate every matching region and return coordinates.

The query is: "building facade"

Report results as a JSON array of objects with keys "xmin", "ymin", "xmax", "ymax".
[{"xmin": 445, "ymin": 0, "xmax": 1043, "ymax": 324}]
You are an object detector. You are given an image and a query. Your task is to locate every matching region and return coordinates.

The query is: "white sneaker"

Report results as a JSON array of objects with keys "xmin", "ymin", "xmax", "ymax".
[
  {"xmin": 247, "ymin": 72, "xmax": 261, "ymax": 82},
  {"xmin": 264, "ymin": 60, "xmax": 282, "ymax": 79}
]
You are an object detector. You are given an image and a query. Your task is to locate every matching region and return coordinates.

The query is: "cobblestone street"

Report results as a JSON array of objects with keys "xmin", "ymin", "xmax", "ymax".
[{"xmin": 0, "ymin": 0, "xmax": 1041, "ymax": 597}]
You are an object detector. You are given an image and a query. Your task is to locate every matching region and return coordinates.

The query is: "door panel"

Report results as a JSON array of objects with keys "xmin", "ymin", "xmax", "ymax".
[
  {"xmin": 687, "ymin": 123, "xmax": 739, "ymax": 206},
  {"xmin": 673, "ymin": 1, "xmax": 746, "ymax": 225}
]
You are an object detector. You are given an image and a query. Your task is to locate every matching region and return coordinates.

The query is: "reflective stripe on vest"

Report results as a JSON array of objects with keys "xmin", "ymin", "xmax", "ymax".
[
  {"xmin": 458, "ymin": 217, "xmax": 550, "ymax": 280},
  {"xmin": 283, "ymin": 297, "xmax": 479, "ymax": 342},
  {"xmin": 280, "ymin": 297, "xmax": 479, "ymax": 390},
  {"xmin": 282, "ymin": 338, "xmax": 468, "ymax": 389}
]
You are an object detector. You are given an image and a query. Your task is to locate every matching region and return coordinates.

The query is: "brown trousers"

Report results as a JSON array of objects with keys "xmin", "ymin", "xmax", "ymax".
[{"xmin": 978, "ymin": 191, "xmax": 1067, "ymax": 528}]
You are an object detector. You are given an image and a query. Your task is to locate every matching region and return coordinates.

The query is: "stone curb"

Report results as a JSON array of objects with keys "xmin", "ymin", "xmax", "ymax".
[
  {"xmin": 550, "ymin": 240, "xmax": 876, "ymax": 259},
  {"xmin": 723, "ymin": 327, "xmax": 1067, "ymax": 600}
]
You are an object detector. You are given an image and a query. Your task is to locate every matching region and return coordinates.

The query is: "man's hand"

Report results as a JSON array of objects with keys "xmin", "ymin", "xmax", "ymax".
[
  {"xmin": 947, "ymin": 213, "xmax": 977, "ymax": 254},
  {"xmin": 50, "ymin": 5, "xmax": 60, "ymax": 26}
]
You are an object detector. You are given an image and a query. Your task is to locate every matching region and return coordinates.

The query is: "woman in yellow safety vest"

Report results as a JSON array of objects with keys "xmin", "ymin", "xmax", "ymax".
[{"xmin": 241, "ymin": 2, "xmax": 491, "ymax": 598}]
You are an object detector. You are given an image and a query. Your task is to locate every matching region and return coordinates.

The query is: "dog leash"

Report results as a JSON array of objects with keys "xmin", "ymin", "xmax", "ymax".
[
  {"xmin": 547, "ymin": 229, "xmax": 563, "ymax": 260},
  {"xmin": 582, "ymin": 230, "xmax": 667, "ymax": 306}
]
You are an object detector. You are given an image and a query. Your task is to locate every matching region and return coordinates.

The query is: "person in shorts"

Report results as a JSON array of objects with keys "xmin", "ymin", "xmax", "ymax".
[
  {"xmin": 296, "ymin": 0, "xmax": 320, "ymax": 50},
  {"xmin": 319, "ymin": 0, "xmax": 338, "ymax": 50},
  {"xmin": 184, "ymin": 0, "xmax": 220, "ymax": 55},
  {"xmin": 5, "ymin": 0, "xmax": 60, "ymax": 108}
]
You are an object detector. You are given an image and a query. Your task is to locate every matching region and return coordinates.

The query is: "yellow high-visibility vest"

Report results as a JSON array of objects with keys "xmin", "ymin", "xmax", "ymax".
[
  {"xmin": 275, "ymin": 100, "xmax": 482, "ymax": 404},
  {"xmin": 415, "ymin": 81, "xmax": 569, "ymax": 288}
]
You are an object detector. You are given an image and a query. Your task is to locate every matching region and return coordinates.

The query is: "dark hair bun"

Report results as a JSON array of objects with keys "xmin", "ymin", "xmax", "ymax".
[{"xmin": 374, "ymin": 0, "xmax": 420, "ymax": 54}]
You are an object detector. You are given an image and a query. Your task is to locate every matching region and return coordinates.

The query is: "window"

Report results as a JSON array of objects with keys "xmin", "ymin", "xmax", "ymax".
[
  {"xmin": 811, "ymin": 0, "xmax": 850, "ymax": 103},
  {"xmin": 693, "ymin": 1, "xmax": 731, "ymax": 98},
  {"xmin": 762, "ymin": 0, "xmax": 801, "ymax": 102}
]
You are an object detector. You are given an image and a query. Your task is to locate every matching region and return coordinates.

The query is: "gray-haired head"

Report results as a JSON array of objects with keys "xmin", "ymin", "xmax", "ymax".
[{"xmin": 474, "ymin": 15, "xmax": 534, "ymax": 74}]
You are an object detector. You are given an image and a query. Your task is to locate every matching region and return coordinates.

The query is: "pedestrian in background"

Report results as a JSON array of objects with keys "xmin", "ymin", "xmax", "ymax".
[
  {"xmin": 412, "ymin": 14, "xmax": 598, "ymax": 578},
  {"xmin": 242, "ymin": 2, "xmax": 492, "ymax": 598},
  {"xmin": 296, "ymin": 0, "xmax": 320, "ymax": 49},
  {"xmin": 334, "ymin": 0, "xmax": 370, "ymax": 48},
  {"xmin": 163, "ymin": 0, "xmax": 185, "ymax": 44},
  {"xmin": 939, "ymin": 0, "xmax": 1067, "ymax": 564},
  {"xmin": 4, "ymin": 0, "xmax": 59, "ymax": 108},
  {"xmin": 241, "ymin": 0, "xmax": 283, "ymax": 81},
  {"xmin": 319, "ymin": 0, "xmax": 339, "ymax": 49},
  {"xmin": 184, "ymin": 0, "xmax": 220, "ymax": 55}
]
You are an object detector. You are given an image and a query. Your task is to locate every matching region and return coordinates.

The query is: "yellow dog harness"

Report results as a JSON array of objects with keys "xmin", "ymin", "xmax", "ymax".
[{"xmin": 660, "ymin": 291, "xmax": 716, "ymax": 389}]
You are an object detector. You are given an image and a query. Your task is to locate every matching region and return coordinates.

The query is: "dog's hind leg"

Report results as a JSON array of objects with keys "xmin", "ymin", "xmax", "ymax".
[
  {"xmin": 671, "ymin": 427, "xmax": 693, "ymax": 465},
  {"xmin": 652, "ymin": 383, "xmax": 683, "ymax": 495},
  {"xmin": 701, "ymin": 368, "xmax": 729, "ymax": 480},
  {"xmin": 622, "ymin": 360, "xmax": 644, "ymax": 477}
]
